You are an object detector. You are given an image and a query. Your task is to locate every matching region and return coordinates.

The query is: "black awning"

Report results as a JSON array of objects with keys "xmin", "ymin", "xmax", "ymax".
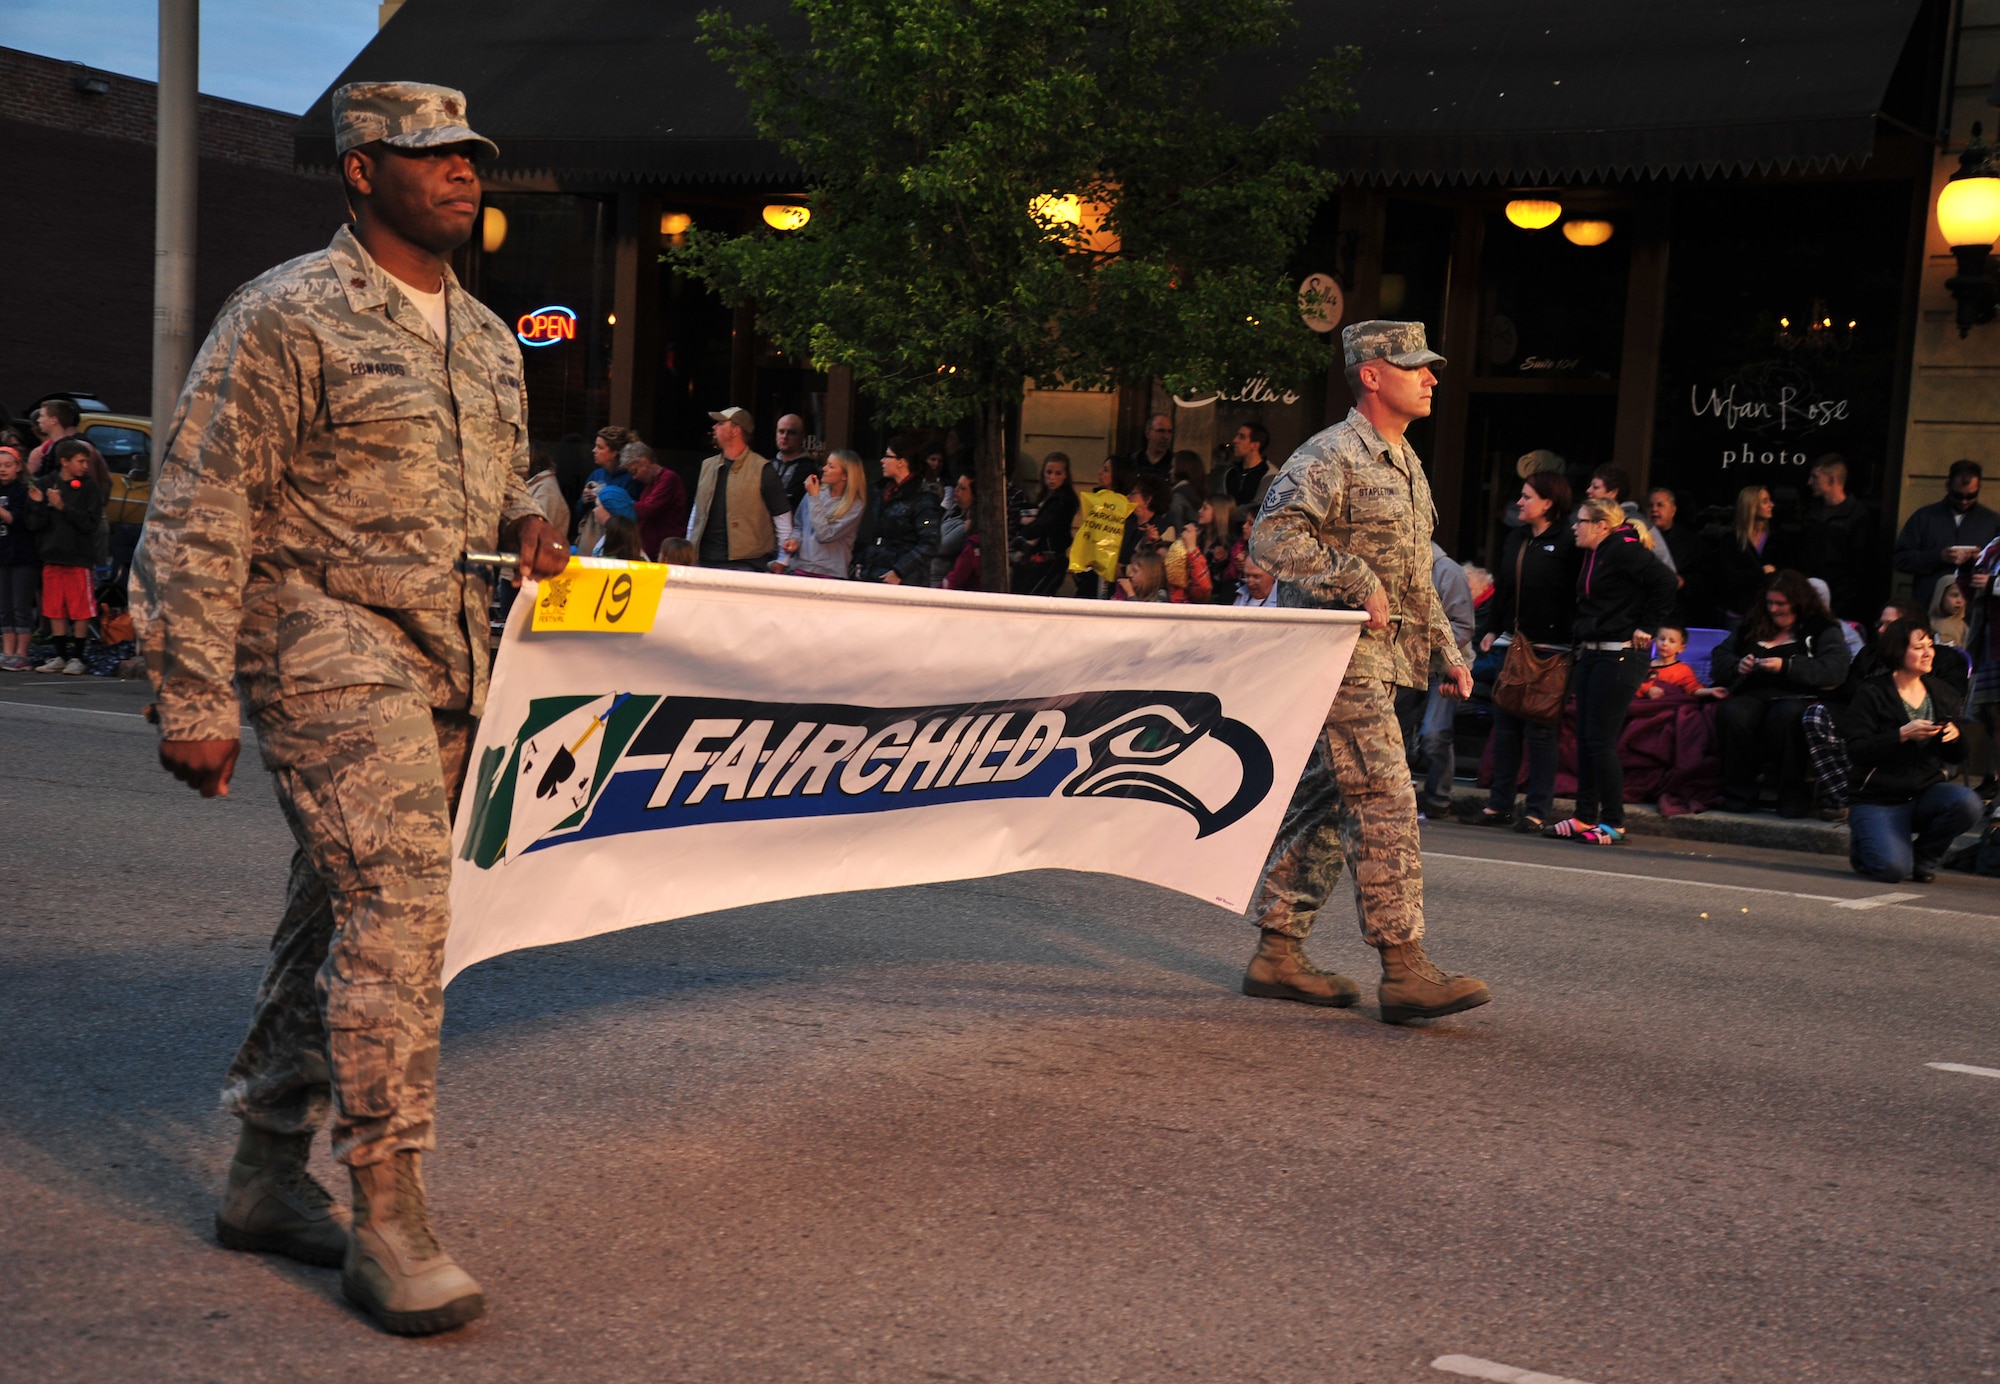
[
  {"xmin": 1293, "ymin": 0, "xmax": 1931, "ymax": 185},
  {"xmin": 294, "ymin": 0, "xmax": 802, "ymax": 183},
  {"xmin": 297, "ymin": 0, "xmax": 1929, "ymax": 187}
]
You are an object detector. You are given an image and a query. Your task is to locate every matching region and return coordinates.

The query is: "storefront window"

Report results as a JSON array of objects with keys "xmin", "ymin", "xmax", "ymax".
[
  {"xmin": 1650, "ymin": 181, "xmax": 1911, "ymax": 530},
  {"xmin": 1477, "ymin": 206, "xmax": 1629, "ymax": 381},
  {"xmin": 466, "ymin": 193, "xmax": 614, "ymax": 443}
]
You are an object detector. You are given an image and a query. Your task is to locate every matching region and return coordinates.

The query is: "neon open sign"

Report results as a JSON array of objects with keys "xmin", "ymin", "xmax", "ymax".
[{"xmin": 517, "ymin": 305, "xmax": 577, "ymax": 347}]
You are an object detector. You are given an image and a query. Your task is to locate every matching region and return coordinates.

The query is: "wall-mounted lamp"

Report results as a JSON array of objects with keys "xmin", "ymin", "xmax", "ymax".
[
  {"xmin": 761, "ymin": 204, "xmax": 810, "ymax": 231},
  {"xmin": 71, "ymin": 71, "xmax": 112, "ymax": 97},
  {"xmin": 480, "ymin": 206, "xmax": 507, "ymax": 254},
  {"xmin": 1938, "ymin": 122, "xmax": 2000, "ymax": 337},
  {"xmin": 1505, "ymin": 198, "xmax": 1562, "ymax": 230},
  {"xmin": 1561, "ymin": 219, "xmax": 1614, "ymax": 247}
]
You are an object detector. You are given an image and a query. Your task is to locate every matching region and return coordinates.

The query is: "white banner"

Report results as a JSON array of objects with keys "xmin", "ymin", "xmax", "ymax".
[{"xmin": 446, "ymin": 567, "xmax": 1362, "ymax": 984}]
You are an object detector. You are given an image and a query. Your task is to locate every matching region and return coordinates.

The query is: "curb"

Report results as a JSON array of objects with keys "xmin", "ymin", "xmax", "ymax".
[{"xmin": 1440, "ymin": 785, "xmax": 1849, "ymax": 857}]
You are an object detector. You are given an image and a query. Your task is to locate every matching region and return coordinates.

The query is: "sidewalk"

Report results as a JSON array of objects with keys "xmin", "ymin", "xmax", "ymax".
[{"xmin": 1438, "ymin": 784, "xmax": 1849, "ymax": 855}]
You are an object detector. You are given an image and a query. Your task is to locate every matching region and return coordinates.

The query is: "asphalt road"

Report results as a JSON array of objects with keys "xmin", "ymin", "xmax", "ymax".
[{"xmin": 4, "ymin": 677, "xmax": 1999, "ymax": 1383}]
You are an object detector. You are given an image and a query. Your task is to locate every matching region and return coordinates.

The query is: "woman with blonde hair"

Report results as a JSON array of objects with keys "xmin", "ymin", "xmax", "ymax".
[
  {"xmin": 1112, "ymin": 549, "xmax": 1168, "ymax": 602},
  {"xmin": 782, "ymin": 449, "xmax": 867, "ymax": 578},
  {"xmin": 1545, "ymin": 495, "xmax": 1677, "ymax": 844},
  {"xmin": 1707, "ymin": 483, "xmax": 1784, "ymax": 620}
]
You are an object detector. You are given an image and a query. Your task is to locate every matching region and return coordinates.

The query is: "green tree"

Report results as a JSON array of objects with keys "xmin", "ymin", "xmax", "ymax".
[{"xmin": 677, "ymin": 0, "xmax": 1351, "ymax": 590}]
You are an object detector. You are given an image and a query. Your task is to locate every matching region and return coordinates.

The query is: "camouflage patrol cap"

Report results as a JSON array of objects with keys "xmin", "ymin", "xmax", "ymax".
[
  {"xmin": 1341, "ymin": 319, "xmax": 1446, "ymax": 371},
  {"xmin": 332, "ymin": 82, "xmax": 498, "ymax": 161}
]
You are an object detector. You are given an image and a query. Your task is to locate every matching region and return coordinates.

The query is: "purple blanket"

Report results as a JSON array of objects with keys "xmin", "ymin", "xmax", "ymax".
[{"xmin": 1477, "ymin": 690, "xmax": 1725, "ymax": 816}]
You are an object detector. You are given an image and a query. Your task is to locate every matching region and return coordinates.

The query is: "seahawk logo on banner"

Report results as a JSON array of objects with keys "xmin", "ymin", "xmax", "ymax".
[{"xmin": 458, "ymin": 689, "xmax": 1275, "ymax": 869}]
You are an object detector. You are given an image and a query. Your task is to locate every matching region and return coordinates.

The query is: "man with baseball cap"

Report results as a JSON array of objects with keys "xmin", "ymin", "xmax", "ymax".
[
  {"xmin": 687, "ymin": 405, "xmax": 792, "ymax": 570},
  {"xmin": 132, "ymin": 81, "xmax": 568, "ymax": 1335},
  {"xmin": 1241, "ymin": 320, "xmax": 1492, "ymax": 1024}
]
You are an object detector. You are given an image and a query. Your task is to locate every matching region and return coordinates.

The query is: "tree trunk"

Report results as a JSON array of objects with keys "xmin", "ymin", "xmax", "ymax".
[{"xmin": 975, "ymin": 402, "xmax": 1011, "ymax": 593}]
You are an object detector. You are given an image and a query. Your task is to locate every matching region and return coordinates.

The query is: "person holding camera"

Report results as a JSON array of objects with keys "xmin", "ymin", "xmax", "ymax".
[{"xmin": 1843, "ymin": 617, "xmax": 1984, "ymax": 883}]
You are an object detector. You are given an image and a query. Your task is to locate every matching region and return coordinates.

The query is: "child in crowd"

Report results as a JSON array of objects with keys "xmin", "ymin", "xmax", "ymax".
[
  {"xmin": 591, "ymin": 485, "xmax": 645, "ymax": 561},
  {"xmin": 656, "ymin": 537, "xmax": 698, "ymax": 566},
  {"xmin": 1930, "ymin": 580, "xmax": 1970, "ymax": 649},
  {"xmin": 0, "ymin": 444, "xmax": 39, "ymax": 670},
  {"xmin": 26, "ymin": 438, "xmax": 103, "ymax": 675},
  {"xmin": 1112, "ymin": 550, "xmax": 1168, "ymax": 602},
  {"xmin": 1638, "ymin": 625, "xmax": 1723, "ymax": 700},
  {"xmin": 1465, "ymin": 564, "xmax": 1494, "ymax": 618},
  {"xmin": 1159, "ymin": 534, "xmax": 1212, "ymax": 604},
  {"xmin": 1197, "ymin": 496, "xmax": 1240, "ymax": 602}
]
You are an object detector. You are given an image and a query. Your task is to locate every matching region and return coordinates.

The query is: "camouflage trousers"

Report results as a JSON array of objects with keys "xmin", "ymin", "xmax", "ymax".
[
  {"xmin": 1251, "ymin": 676, "xmax": 1425, "ymax": 949},
  {"xmin": 220, "ymin": 684, "xmax": 472, "ymax": 1167}
]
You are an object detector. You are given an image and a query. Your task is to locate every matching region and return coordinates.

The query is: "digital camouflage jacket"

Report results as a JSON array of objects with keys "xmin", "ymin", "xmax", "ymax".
[
  {"xmin": 132, "ymin": 225, "xmax": 541, "ymax": 741},
  {"xmin": 1249, "ymin": 408, "xmax": 1466, "ymax": 691}
]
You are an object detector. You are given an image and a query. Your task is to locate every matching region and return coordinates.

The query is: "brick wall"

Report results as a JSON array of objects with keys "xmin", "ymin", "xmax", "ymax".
[
  {"xmin": 0, "ymin": 46, "xmax": 308, "ymax": 171},
  {"xmin": 0, "ymin": 49, "xmax": 350, "ymax": 414}
]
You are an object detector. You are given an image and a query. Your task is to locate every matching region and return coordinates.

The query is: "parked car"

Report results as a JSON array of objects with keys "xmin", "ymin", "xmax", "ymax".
[
  {"xmin": 30, "ymin": 390, "xmax": 112, "ymax": 415},
  {"xmin": 78, "ymin": 413, "xmax": 153, "ymax": 493}
]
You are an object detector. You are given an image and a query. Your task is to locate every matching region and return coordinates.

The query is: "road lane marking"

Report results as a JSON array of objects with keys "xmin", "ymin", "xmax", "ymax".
[
  {"xmin": 1433, "ymin": 1354, "xmax": 1595, "ymax": 1384},
  {"xmin": 1927, "ymin": 1062, "xmax": 2000, "ymax": 1079},
  {"xmin": 0, "ymin": 698, "xmax": 251, "ymax": 730},
  {"xmin": 1429, "ymin": 851, "xmax": 1850, "ymax": 903},
  {"xmin": 0, "ymin": 698, "xmax": 146, "ymax": 720},
  {"xmin": 1428, "ymin": 851, "xmax": 1993, "ymax": 921},
  {"xmin": 1837, "ymin": 892, "xmax": 1922, "ymax": 910}
]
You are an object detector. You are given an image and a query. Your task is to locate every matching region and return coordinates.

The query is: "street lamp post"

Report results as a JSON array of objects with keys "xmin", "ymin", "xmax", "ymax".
[
  {"xmin": 1937, "ymin": 122, "xmax": 2000, "ymax": 338},
  {"xmin": 151, "ymin": 0, "xmax": 198, "ymax": 473}
]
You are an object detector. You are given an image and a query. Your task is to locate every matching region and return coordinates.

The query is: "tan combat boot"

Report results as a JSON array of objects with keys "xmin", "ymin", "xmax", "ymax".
[
  {"xmin": 342, "ymin": 1152, "xmax": 486, "ymax": 1336},
  {"xmin": 1376, "ymin": 939, "xmax": 1491, "ymax": 1024},
  {"xmin": 1241, "ymin": 929, "xmax": 1361, "ymax": 1007},
  {"xmin": 215, "ymin": 1124, "xmax": 350, "ymax": 1267}
]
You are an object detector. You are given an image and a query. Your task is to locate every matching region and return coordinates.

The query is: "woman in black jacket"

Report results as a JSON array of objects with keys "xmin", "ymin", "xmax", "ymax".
[
  {"xmin": 1702, "ymin": 483, "xmax": 1788, "ymax": 623},
  {"xmin": 1710, "ymin": 568, "xmax": 1851, "ymax": 816},
  {"xmin": 1474, "ymin": 471, "xmax": 1578, "ymax": 832},
  {"xmin": 1546, "ymin": 497, "xmax": 1677, "ymax": 844},
  {"xmin": 1011, "ymin": 453, "xmax": 1080, "ymax": 595},
  {"xmin": 859, "ymin": 438, "xmax": 941, "ymax": 585},
  {"xmin": 1843, "ymin": 617, "xmax": 1984, "ymax": 882}
]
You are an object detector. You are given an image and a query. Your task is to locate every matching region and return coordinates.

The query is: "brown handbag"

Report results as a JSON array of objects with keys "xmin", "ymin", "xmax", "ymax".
[{"xmin": 1492, "ymin": 536, "xmax": 1572, "ymax": 723}]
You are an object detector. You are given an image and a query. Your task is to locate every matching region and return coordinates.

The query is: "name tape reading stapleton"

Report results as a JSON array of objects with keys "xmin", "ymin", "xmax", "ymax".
[{"xmin": 458, "ymin": 689, "xmax": 1277, "ymax": 868}]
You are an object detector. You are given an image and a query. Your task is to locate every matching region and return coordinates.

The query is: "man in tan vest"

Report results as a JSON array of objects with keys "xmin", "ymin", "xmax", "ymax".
[{"xmin": 687, "ymin": 406, "xmax": 792, "ymax": 570}]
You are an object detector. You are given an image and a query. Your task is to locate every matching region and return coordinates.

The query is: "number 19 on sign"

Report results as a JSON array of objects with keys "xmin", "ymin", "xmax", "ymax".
[{"xmin": 530, "ymin": 557, "xmax": 669, "ymax": 634}]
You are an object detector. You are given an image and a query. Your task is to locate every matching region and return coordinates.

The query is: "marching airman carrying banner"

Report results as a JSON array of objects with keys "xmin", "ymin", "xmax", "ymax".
[{"xmin": 445, "ymin": 567, "xmax": 1363, "ymax": 984}]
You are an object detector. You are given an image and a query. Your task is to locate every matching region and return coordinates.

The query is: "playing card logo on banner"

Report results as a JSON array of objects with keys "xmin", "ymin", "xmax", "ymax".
[
  {"xmin": 505, "ymin": 693, "xmax": 628, "ymax": 861},
  {"xmin": 459, "ymin": 689, "xmax": 1274, "ymax": 869}
]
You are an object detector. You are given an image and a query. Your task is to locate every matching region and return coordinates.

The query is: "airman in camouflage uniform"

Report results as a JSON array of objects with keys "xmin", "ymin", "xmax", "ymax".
[
  {"xmin": 132, "ymin": 82, "xmax": 568, "ymax": 1335},
  {"xmin": 1243, "ymin": 321, "xmax": 1492, "ymax": 1024}
]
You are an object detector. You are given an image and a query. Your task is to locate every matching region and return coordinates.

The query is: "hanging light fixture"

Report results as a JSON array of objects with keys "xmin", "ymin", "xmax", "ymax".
[
  {"xmin": 660, "ymin": 211, "xmax": 693, "ymax": 237},
  {"xmin": 1029, "ymin": 192, "xmax": 1082, "ymax": 227},
  {"xmin": 761, "ymin": 204, "xmax": 810, "ymax": 231},
  {"xmin": 480, "ymin": 205, "xmax": 507, "ymax": 254},
  {"xmin": 1561, "ymin": 219, "xmax": 1614, "ymax": 247},
  {"xmin": 1505, "ymin": 198, "xmax": 1562, "ymax": 230},
  {"xmin": 1938, "ymin": 122, "xmax": 2000, "ymax": 337}
]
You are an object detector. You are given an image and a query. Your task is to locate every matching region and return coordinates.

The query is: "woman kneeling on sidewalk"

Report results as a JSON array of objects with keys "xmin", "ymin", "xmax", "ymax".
[{"xmin": 1843, "ymin": 617, "xmax": 1984, "ymax": 884}]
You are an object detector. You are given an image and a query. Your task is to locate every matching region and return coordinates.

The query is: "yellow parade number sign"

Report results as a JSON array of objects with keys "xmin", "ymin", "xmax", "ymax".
[{"xmin": 530, "ymin": 556, "xmax": 669, "ymax": 633}]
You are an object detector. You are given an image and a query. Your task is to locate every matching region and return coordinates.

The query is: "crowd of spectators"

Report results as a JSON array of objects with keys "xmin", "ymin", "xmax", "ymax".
[
  {"xmin": 12, "ymin": 383, "xmax": 1990, "ymax": 876},
  {"xmin": 0, "ymin": 401, "xmax": 119, "ymax": 674},
  {"xmin": 1456, "ymin": 448, "xmax": 1999, "ymax": 881},
  {"xmin": 558, "ymin": 414, "xmax": 1996, "ymax": 879}
]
